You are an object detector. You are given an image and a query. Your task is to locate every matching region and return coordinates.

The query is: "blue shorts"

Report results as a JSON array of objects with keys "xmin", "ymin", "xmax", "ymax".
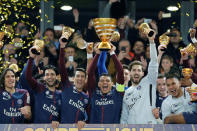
[{"xmin": 183, "ymin": 111, "xmax": 197, "ymax": 124}]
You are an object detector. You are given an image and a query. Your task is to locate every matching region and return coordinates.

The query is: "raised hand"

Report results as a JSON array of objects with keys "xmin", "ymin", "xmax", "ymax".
[
  {"xmin": 147, "ymin": 30, "xmax": 156, "ymax": 44},
  {"xmin": 29, "ymin": 47, "xmax": 36, "ymax": 59},
  {"xmin": 94, "ymin": 42, "xmax": 101, "ymax": 54},
  {"xmin": 158, "ymin": 44, "xmax": 166, "ymax": 55},
  {"xmin": 59, "ymin": 36, "xmax": 68, "ymax": 48},
  {"xmin": 86, "ymin": 42, "xmax": 94, "ymax": 54},
  {"xmin": 108, "ymin": 43, "xmax": 116, "ymax": 54},
  {"xmin": 190, "ymin": 28, "xmax": 196, "ymax": 38}
]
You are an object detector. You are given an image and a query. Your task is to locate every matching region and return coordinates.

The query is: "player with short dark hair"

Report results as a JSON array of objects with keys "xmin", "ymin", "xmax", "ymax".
[
  {"xmin": 26, "ymin": 47, "xmax": 61, "ymax": 123},
  {"xmin": 58, "ymin": 37, "xmax": 89, "ymax": 129},
  {"xmin": 87, "ymin": 43, "xmax": 124, "ymax": 123}
]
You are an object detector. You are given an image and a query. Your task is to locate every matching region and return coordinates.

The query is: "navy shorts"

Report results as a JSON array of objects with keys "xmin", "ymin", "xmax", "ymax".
[{"xmin": 183, "ymin": 111, "xmax": 197, "ymax": 124}]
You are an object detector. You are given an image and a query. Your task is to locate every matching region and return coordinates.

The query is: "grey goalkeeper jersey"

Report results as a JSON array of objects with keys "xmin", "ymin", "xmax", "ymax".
[{"xmin": 120, "ymin": 43, "xmax": 159, "ymax": 124}]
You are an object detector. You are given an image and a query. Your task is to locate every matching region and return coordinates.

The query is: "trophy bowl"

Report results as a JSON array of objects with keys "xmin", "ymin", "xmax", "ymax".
[
  {"xmin": 139, "ymin": 23, "xmax": 154, "ymax": 37},
  {"xmin": 159, "ymin": 34, "xmax": 170, "ymax": 51},
  {"xmin": 76, "ymin": 38, "xmax": 93, "ymax": 50},
  {"xmin": 31, "ymin": 39, "xmax": 45, "ymax": 55},
  {"xmin": 159, "ymin": 34, "xmax": 170, "ymax": 47},
  {"xmin": 93, "ymin": 18, "xmax": 117, "ymax": 51},
  {"xmin": 180, "ymin": 43, "xmax": 197, "ymax": 56},
  {"xmin": 62, "ymin": 26, "xmax": 75, "ymax": 42},
  {"xmin": 182, "ymin": 68, "xmax": 193, "ymax": 79}
]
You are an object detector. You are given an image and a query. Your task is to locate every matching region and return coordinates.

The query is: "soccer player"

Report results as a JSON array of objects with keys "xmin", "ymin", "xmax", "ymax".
[
  {"xmin": 164, "ymin": 88, "xmax": 197, "ymax": 124},
  {"xmin": 152, "ymin": 74, "xmax": 168, "ymax": 123},
  {"xmin": 120, "ymin": 31, "xmax": 159, "ymax": 124},
  {"xmin": 0, "ymin": 68, "xmax": 31, "ymax": 123},
  {"xmin": 87, "ymin": 43, "xmax": 124, "ymax": 123},
  {"xmin": 58, "ymin": 37, "xmax": 88, "ymax": 129},
  {"xmin": 26, "ymin": 48, "xmax": 61, "ymax": 123},
  {"xmin": 161, "ymin": 74, "xmax": 197, "ymax": 122}
]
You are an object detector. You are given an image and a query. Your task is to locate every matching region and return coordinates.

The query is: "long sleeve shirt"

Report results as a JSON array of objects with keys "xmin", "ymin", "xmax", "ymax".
[
  {"xmin": 161, "ymin": 86, "xmax": 197, "ymax": 121},
  {"xmin": 0, "ymin": 88, "xmax": 30, "ymax": 123},
  {"xmin": 87, "ymin": 53, "xmax": 124, "ymax": 123},
  {"xmin": 59, "ymin": 48, "xmax": 88, "ymax": 123},
  {"xmin": 120, "ymin": 43, "xmax": 159, "ymax": 124},
  {"xmin": 26, "ymin": 58, "xmax": 61, "ymax": 123}
]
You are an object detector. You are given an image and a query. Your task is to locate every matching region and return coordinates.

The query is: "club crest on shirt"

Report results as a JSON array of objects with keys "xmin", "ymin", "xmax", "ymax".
[
  {"xmin": 17, "ymin": 99, "xmax": 23, "ymax": 105},
  {"xmin": 45, "ymin": 91, "xmax": 53, "ymax": 99},
  {"xmin": 83, "ymin": 98, "xmax": 88, "ymax": 105},
  {"xmin": 72, "ymin": 86, "xmax": 79, "ymax": 94},
  {"xmin": 45, "ymin": 91, "xmax": 49, "ymax": 95},
  {"xmin": 188, "ymin": 101, "xmax": 193, "ymax": 105},
  {"xmin": 137, "ymin": 85, "xmax": 141, "ymax": 90},
  {"xmin": 2, "ymin": 91, "xmax": 11, "ymax": 100}
]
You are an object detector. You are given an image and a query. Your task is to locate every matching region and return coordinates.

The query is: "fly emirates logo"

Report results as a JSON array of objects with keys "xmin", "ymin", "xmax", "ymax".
[
  {"xmin": 4, "ymin": 107, "xmax": 22, "ymax": 117},
  {"xmin": 95, "ymin": 98, "xmax": 114, "ymax": 105},
  {"xmin": 69, "ymin": 99, "xmax": 85, "ymax": 112},
  {"xmin": 43, "ymin": 104, "xmax": 59, "ymax": 116}
]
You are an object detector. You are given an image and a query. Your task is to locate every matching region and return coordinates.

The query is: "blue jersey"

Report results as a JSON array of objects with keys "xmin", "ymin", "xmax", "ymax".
[
  {"xmin": 33, "ymin": 88, "xmax": 61, "ymax": 123},
  {"xmin": 89, "ymin": 87, "xmax": 123, "ymax": 123},
  {"xmin": 26, "ymin": 58, "xmax": 61, "ymax": 123},
  {"xmin": 156, "ymin": 91, "xmax": 167, "ymax": 108},
  {"xmin": 59, "ymin": 48, "xmax": 89, "ymax": 123},
  {"xmin": 0, "ymin": 88, "xmax": 30, "ymax": 123},
  {"xmin": 60, "ymin": 86, "xmax": 89, "ymax": 123},
  {"xmin": 87, "ymin": 54, "xmax": 124, "ymax": 124},
  {"xmin": 156, "ymin": 91, "xmax": 167, "ymax": 119}
]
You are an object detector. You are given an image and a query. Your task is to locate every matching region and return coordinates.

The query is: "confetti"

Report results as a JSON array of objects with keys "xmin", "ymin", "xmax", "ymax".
[
  {"xmin": 0, "ymin": 0, "xmax": 40, "ymax": 71},
  {"xmin": 177, "ymin": 2, "xmax": 181, "ymax": 8}
]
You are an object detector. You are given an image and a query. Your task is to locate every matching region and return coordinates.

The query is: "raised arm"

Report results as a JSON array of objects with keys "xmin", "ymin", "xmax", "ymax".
[
  {"xmin": 59, "ymin": 37, "xmax": 72, "ymax": 88},
  {"xmin": 87, "ymin": 44, "xmax": 100, "ymax": 97},
  {"xmin": 25, "ymin": 47, "xmax": 44, "ymax": 92},
  {"xmin": 147, "ymin": 32, "xmax": 159, "ymax": 84},
  {"xmin": 109, "ymin": 44, "xmax": 124, "ymax": 85}
]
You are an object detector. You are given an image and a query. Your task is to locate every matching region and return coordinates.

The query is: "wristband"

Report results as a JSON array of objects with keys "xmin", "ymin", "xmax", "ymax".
[
  {"xmin": 110, "ymin": 51, "xmax": 115, "ymax": 56},
  {"xmin": 191, "ymin": 37, "xmax": 197, "ymax": 43},
  {"xmin": 87, "ymin": 53, "xmax": 93, "ymax": 59},
  {"xmin": 116, "ymin": 83, "xmax": 125, "ymax": 92}
]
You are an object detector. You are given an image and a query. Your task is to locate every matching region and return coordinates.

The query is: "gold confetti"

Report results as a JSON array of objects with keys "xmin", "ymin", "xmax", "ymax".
[
  {"xmin": 177, "ymin": 2, "xmax": 181, "ymax": 8},
  {"xmin": 45, "ymin": 14, "xmax": 48, "ymax": 19},
  {"xmin": 51, "ymin": 5, "xmax": 55, "ymax": 8},
  {"xmin": 36, "ymin": 15, "xmax": 40, "ymax": 19},
  {"xmin": 186, "ymin": 13, "xmax": 190, "ymax": 16}
]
